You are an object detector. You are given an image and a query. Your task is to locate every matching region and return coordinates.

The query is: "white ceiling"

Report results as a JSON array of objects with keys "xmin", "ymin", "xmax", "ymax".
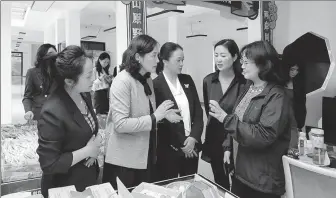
[{"xmin": 9, "ymin": 1, "xmax": 219, "ymax": 48}]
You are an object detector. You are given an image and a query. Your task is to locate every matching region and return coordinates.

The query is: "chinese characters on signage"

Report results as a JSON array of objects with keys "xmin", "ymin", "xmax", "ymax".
[
  {"xmin": 128, "ymin": 1, "xmax": 147, "ymax": 43},
  {"xmin": 261, "ymin": 1, "xmax": 277, "ymax": 44}
]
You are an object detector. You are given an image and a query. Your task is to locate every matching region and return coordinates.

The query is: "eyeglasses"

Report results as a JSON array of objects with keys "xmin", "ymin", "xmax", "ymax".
[{"xmin": 240, "ymin": 58, "xmax": 255, "ymax": 65}]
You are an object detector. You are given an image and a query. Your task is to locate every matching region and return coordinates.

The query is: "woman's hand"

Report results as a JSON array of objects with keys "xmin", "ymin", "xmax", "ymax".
[
  {"xmin": 154, "ymin": 100, "xmax": 174, "ymax": 121},
  {"xmin": 223, "ymin": 151, "xmax": 231, "ymax": 164},
  {"xmin": 165, "ymin": 109, "xmax": 182, "ymax": 123},
  {"xmin": 103, "ymin": 75, "xmax": 113, "ymax": 84},
  {"xmin": 209, "ymin": 100, "xmax": 227, "ymax": 123},
  {"xmin": 84, "ymin": 157, "xmax": 96, "ymax": 167},
  {"xmin": 181, "ymin": 137, "xmax": 198, "ymax": 158},
  {"xmin": 24, "ymin": 111, "xmax": 34, "ymax": 120},
  {"xmin": 181, "ymin": 147, "xmax": 198, "ymax": 158},
  {"xmin": 182, "ymin": 137, "xmax": 197, "ymax": 153},
  {"xmin": 85, "ymin": 135, "xmax": 100, "ymax": 158}
]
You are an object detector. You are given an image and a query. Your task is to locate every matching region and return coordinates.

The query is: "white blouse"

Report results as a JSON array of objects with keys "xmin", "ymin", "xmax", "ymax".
[
  {"xmin": 163, "ymin": 72, "xmax": 191, "ymax": 136},
  {"xmin": 92, "ymin": 67, "xmax": 113, "ymax": 91}
]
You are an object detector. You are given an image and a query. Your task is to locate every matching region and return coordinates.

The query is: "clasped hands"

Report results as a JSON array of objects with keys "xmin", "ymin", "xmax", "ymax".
[
  {"xmin": 155, "ymin": 100, "xmax": 198, "ymax": 159},
  {"xmin": 84, "ymin": 134, "xmax": 102, "ymax": 167}
]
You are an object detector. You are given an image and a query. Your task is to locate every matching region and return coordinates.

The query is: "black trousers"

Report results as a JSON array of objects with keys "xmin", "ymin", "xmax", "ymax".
[
  {"xmin": 231, "ymin": 177, "xmax": 281, "ymax": 198},
  {"xmin": 156, "ymin": 147, "xmax": 199, "ymax": 181},
  {"xmin": 210, "ymin": 159, "xmax": 231, "ymax": 190},
  {"xmin": 102, "ymin": 162, "xmax": 156, "ymax": 190},
  {"xmin": 93, "ymin": 89, "xmax": 109, "ymax": 115}
]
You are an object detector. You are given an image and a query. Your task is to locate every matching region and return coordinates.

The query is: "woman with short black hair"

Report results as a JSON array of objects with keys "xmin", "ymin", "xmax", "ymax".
[{"xmin": 209, "ymin": 41, "xmax": 290, "ymax": 198}]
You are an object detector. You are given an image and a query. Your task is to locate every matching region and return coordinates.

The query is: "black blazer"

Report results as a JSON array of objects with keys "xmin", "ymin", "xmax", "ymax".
[
  {"xmin": 202, "ymin": 71, "xmax": 246, "ymax": 161},
  {"xmin": 153, "ymin": 73, "xmax": 204, "ymax": 154},
  {"xmin": 22, "ymin": 68, "xmax": 48, "ymax": 120},
  {"xmin": 36, "ymin": 86, "xmax": 99, "ymax": 198}
]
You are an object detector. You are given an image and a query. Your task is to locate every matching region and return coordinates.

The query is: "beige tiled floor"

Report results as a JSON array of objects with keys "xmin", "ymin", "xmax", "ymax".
[{"xmin": 10, "ymin": 76, "xmax": 216, "ymax": 182}]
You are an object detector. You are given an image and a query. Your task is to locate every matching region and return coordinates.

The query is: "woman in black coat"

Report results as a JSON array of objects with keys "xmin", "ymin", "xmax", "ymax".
[
  {"xmin": 154, "ymin": 42, "xmax": 204, "ymax": 181},
  {"xmin": 202, "ymin": 39, "xmax": 245, "ymax": 190},
  {"xmin": 209, "ymin": 41, "xmax": 290, "ymax": 198},
  {"xmin": 37, "ymin": 46, "xmax": 102, "ymax": 198},
  {"xmin": 22, "ymin": 44, "xmax": 57, "ymax": 121}
]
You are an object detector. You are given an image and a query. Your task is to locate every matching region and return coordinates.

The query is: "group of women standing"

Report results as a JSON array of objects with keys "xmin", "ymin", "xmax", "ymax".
[{"xmin": 23, "ymin": 33, "xmax": 305, "ymax": 198}]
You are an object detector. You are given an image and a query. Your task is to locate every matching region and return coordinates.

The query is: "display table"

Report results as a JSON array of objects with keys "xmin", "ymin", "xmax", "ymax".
[
  {"xmin": 2, "ymin": 173, "xmax": 238, "ymax": 198},
  {"xmin": 128, "ymin": 174, "xmax": 238, "ymax": 198}
]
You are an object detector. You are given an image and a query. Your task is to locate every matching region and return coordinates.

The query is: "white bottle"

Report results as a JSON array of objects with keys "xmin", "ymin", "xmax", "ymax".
[{"xmin": 298, "ymin": 132, "xmax": 307, "ymax": 156}]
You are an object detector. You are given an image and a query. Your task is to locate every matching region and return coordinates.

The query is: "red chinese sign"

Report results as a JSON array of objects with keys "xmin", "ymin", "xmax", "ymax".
[
  {"xmin": 261, "ymin": 1, "xmax": 277, "ymax": 44},
  {"xmin": 128, "ymin": 1, "xmax": 147, "ymax": 43}
]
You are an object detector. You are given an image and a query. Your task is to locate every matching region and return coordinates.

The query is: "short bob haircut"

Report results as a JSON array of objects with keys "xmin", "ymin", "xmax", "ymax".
[
  {"xmin": 241, "ymin": 41, "xmax": 285, "ymax": 86},
  {"xmin": 214, "ymin": 39, "xmax": 242, "ymax": 74},
  {"xmin": 124, "ymin": 34, "xmax": 158, "ymax": 75}
]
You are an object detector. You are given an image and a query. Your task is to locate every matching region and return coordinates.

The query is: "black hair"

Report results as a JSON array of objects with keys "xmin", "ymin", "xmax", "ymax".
[
  {"xmin": 35, "ymin": 43, "xmax": 57, "ymax": 68},
  {"xmin": 119, "ymin": 49, "xmax": 131, "ymax": 73},
  {"xmin": 156, "ymin": 42, "xmax": 183, "ymax": 75},
  {"xmin": 96, "ymin": 52, "xmax": 111, "ymax": 76},
  {"xmin": 214, "ymin": 39, "xmax": 242, "ymax": 75},
  {"xmin": 241, "ymin": 41, "xmax": 285, "ymax": 86},
  {"xmin": 124, "ymin": 34, "xmax": 158, "ymax": 75},
  {"xmin": 41, "ymin": 45, "xmax": 92, "ymax": 94}
]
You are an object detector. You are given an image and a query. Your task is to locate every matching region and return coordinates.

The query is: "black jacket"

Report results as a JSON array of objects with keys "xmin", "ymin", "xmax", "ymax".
[
  {"xmin": 153, "ymin": 73, "xmax": 204, "ymax": 154},
  {"xmin": 36, "ymin": 86, "xmax": 99, "ymax": 198},
  {"xmin": 22, "ymin": 68, "xmax": 48, "ymax": 120},
  {"xmin": 223, "ymin": 81, "xmax": 290, "ymax": 195},
  {"xmin": 202, "ymin": 71, "xmax": 246, "ymax": 161}
]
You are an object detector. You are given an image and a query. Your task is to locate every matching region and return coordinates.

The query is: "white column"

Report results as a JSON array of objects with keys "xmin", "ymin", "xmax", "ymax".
[
  {"xmin": 65, "ymin": 11, "xmax": 81, "ymax": 46},
  {"xmin": 55, "ymin": 18, "xmax": 66, "ymax": 47},
  {"xmin": 115, "ymin": 1, "xmax": 128, "ymax": 67},
  {"xmin": 248, "ymin": 4, "xmax": 262, "ymax": 43},
  {"xmin": 1, "ymin": 1, "xmax": 12, "ymax": 124},
  {"xmin": 168, "ymin": 16, "xmax": 178, "ymax": 43},
  {"xmin": 44, "ymin": 24, "xmax": 56, "ymax": 45}
]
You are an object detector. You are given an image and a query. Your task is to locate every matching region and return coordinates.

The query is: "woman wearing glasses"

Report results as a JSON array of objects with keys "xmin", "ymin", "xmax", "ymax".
[
  {"xmin": 209, "ymin": 41, "xmax": 290, "ymax": 198},
  {"xmin": 153, "ymin": 42, "xmax": 203, "ymax": 181}
]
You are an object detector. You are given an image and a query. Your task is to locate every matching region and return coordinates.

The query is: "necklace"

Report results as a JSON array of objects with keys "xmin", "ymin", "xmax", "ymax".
[
  {"xmin": 80, "ymin": 97, "xmax": 88, "ymax": 115},
  {"xmin": 250, "ymin": 83, "xmax": 266, "ymax": 93}
]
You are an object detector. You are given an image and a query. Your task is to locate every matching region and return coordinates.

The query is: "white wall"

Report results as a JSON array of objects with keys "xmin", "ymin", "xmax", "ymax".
[
  {"xmin": 147, "ymin": 17, "xmax": 169, "ymax": 46},
  {"xmin": 178, "ymin": 13, "xmax": 247, "ymax": 101},
  {"xmin": 80, "ymin": 27, "xmax": 117, "ymax": 67},
  {"xmin": 273, "ymin": 1, "xmax": 336, "ymax": 127}
]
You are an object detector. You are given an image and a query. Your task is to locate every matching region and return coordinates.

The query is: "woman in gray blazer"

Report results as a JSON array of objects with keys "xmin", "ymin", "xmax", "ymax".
[{"xmin": 103, "ymin": 35, "xmax": 179, "ymax": 189}]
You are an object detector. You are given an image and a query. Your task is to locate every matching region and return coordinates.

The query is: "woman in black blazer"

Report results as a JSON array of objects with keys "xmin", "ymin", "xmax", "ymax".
[
  {"xmin": 153, "ymin": 42, "xmax": 204, "ymax": 181},
  {"xmin": 36, "ymin": 46, "xmax": 102, "ymax": 198},
  {"xmin": 22, "ymin": 44, "xmax": 57, "ymax": 121},
  {"xmin": 201, "ymin": 39, "xmax": 245, "ymax": 190}
]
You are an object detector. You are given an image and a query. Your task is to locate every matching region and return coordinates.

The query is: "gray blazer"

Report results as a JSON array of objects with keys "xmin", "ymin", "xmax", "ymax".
[{"xmin": 105, "ymin": 70, "xmax": 156, "ymax": 169}]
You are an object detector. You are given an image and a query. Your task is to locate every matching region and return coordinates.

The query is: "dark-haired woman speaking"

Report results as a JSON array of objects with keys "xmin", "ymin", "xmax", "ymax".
[
  {"xmin": 103, "ymin": 35, "xmax": 178, "ymax": 189},
  {"xmin": 209, "ymin": 41, "xmax": 290, "ymax": 198}
]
